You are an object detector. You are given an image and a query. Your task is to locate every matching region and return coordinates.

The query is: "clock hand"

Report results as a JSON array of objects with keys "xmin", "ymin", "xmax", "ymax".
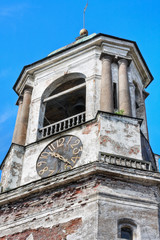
[{"xmin": 49, "ymin": 152, "xmax": 71, "ymax": 166}]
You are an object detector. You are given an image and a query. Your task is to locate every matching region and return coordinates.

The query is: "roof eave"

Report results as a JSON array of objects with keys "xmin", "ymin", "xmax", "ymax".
[{"xmin": 13, "ymin": 33, "xmax": 153, "ymax": 94}]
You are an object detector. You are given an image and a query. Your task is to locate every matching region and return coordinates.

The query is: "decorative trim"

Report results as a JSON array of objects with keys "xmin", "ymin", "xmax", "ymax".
[{"xmin": 99, "ymin": 152, "xmax": 152, "ymax": 171}]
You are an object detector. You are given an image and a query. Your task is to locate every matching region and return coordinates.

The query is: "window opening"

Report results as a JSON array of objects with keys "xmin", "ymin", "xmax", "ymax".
[
  {"xmin": 135, "ymin": 86, "xmax": 140, "ymax": 110},
  {"xmin": 121, "ymin": 227, "xmax": 133, "ymax": 240},
  {"xmin": 118, "ymin": 218, "xmax": 137, "ymax": 240},
  {"xmin": 113, "ymin": 82, "xmax": 118, "ymax": 110},
  {"xmin": 136, "ymin": 102, "xmax": 139, "ymax": 109}
]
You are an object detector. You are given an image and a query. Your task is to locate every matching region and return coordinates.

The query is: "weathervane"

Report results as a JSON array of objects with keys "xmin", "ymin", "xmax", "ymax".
[
  {"xmin": 83, "ymin": 0, "xmax": 88, "ymax": 29},
  {"xmin": 79, "ymin": 0, "xmax": 88, "ymax": 37}
]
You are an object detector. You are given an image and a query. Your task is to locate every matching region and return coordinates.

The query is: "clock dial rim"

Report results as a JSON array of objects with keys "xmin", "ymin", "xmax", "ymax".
[{"xmin": 36, "ymin": 135, "xmax": 83, "ymax": 178}]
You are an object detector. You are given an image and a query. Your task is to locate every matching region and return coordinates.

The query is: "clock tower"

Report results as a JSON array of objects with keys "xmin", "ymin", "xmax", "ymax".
[{"xmin": 0, "ymin": 31, "xmax": 160, "ymax": 240}]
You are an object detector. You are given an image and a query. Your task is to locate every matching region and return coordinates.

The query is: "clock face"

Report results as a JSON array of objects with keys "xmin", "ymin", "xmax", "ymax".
[{"xmin": 36, "ymin": 135, "xmax": 83, "ymax": 178}]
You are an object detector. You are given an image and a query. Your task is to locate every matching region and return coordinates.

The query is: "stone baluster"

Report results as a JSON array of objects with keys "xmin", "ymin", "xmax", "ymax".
[
  {"xmin": 118, "ymin": 59, "xmax": 131, "ymax": 116},
  {"xmin": 100, "ymin": 54, "xmax": 114, "ymax": 113}
]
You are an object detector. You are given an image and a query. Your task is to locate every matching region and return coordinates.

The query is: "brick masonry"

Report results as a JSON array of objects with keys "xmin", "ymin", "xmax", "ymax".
[
  {"xmin": 0, "ymin": 163, "xmax": 160, "ymax": 239},
  {"xmin": 0, "ymin": 218, "xmax": 82, "ymax": 240}
]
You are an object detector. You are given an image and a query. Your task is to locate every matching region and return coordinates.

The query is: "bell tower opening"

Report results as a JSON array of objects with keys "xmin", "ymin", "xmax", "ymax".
[
  {"xmin": 39, "ymin": 73, "xmax": 86, "ymax": 139},
  {"xmin": 43, "ymin": 78, "xmax": 85, "ymax": 127}
]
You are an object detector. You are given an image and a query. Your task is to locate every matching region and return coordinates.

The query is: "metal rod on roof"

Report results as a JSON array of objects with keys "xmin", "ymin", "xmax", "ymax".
[{"xmin": 83, "ymin": 0, "xmax": 88, "ymax": 29}]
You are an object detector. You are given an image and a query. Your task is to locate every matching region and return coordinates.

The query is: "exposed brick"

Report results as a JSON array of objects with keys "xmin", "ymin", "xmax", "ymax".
[{"xmin": 0, "ymin": 218, "xmax": 82, "ymax": 240}]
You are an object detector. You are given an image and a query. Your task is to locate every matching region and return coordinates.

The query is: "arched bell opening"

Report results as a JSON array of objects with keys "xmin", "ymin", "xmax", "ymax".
[
  {"xmin": 38, "ymin": 73, "xmax": 86, "ymax": 139},
  {"xmin": 43, "ymin": 78, "xmax": 86, "ymax": 127}
]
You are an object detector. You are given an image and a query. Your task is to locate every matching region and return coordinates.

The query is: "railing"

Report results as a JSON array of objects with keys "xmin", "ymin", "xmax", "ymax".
[
  {"xmin": 39, "ymin": 112, "xmax": 86, "ymax": 139},
  {"xmin": 99, "ymin": 152, "xmax": 152, "ymax": 171}
]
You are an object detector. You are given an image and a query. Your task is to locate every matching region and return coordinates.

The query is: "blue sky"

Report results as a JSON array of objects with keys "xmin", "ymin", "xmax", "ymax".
[{"xmin": 0, "ymin": 0, "xmax": 160, "ymax": 178}]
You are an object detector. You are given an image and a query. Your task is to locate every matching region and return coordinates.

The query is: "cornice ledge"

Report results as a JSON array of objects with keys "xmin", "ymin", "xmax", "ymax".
[
  {"xmin": 129, "ymin": 45, "xmax": 153, "ymax": 88},
  {"xmin": 15, "ymin": 73, "xmax": 34, "ymax": 95},
  {"xmin": 98, "ymin": 192, "xmax": 158, "ymax": 208},
  {"xmin": 0, "ymin": 162, "xmax": 160, "ymax": 206}
]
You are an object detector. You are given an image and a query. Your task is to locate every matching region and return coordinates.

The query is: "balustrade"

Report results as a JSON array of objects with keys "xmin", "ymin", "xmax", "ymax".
[
  {"xmin": 39, "ymin": 112, "xmax": 86, "ymax": 139},
  {"xmin": 99, "ymin": 152, "xmax": 152, "ymax": 171}
]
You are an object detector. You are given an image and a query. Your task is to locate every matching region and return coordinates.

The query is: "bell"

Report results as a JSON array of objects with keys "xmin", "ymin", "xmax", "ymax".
[{"xmin": 72, "ymin": 98, "xmax": 85, "ymax": 113}]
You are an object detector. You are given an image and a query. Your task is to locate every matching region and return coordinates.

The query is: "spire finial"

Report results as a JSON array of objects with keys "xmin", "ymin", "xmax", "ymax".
[
  {"xmin": 79, "ymin": 0, "xmax": 88, "ymax": 37},
  {"xmin": 83, "ymin": 0, "xmax": 88, "ymax": 29}
]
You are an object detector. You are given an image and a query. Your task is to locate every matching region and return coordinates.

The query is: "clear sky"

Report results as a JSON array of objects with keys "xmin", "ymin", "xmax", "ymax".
[{"xmin": 0, "ymin": 0, "xmax": 160, "ymax": 178}]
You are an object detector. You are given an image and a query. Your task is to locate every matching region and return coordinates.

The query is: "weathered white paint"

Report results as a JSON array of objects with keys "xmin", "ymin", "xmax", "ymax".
[{"xmin": 1, "ymin": 33, "xmax": 154, "ymax": 194}]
